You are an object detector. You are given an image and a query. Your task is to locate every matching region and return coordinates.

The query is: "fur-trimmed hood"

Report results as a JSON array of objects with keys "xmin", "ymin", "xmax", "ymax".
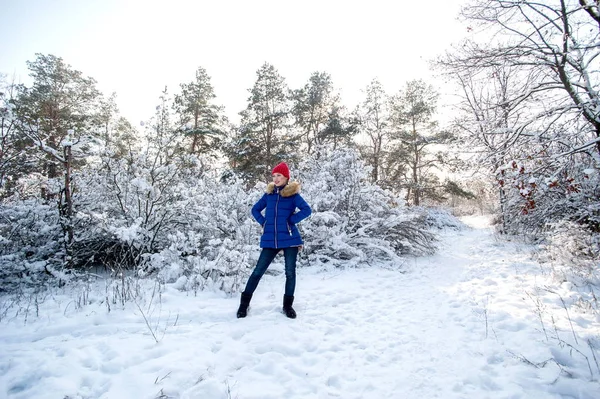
[{"xmin": 266, "ymin": 181, "xmax": 301, "ymax": 197}]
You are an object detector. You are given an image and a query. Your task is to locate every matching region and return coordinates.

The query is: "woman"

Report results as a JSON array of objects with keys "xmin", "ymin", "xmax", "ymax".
[{"xmin": 237, "ymin": 162, "xmax": 312, "ymax": 319}]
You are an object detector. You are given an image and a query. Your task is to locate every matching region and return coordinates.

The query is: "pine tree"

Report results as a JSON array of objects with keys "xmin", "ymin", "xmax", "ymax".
[
  {"xmin": 11, "ymin": 53, "xmax": 105, "ymax": 258},
  {"xmin": 95, "ymin": 93, "xmax": 141, "ymax": 159},
  {"xmin": 146, "ymin": 86, "xmax": 184, "ymax": 164},
  {"xmin": 388, "ymin": 80, "xmax": 453, "ymax": 205},
  {"xmin": 291, "ymin": 72, "xmax": 353, "ymax": 154},
  {"xmin": 318, "ymin": 105, "xmax": 357, "ymax": 151},
  {"xmin": 14, "ymin": 54, "xmax": 103, "ymax": 187},
  {"xmin": 227, "ymin": 63, "xmax": 295, "ymax": 183},
  {"xmin": 355, "ymin": 79, "xmax": 391, "ymax": 183},
  {"xmin": 173, "ymin": 67, "xmax": 226, "ymax": 157}
]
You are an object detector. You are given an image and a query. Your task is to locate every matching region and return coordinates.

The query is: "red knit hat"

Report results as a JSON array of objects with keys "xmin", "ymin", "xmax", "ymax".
[{"xmin": 272, "ymin": 162, "xmax": 290, "ymax": 179}]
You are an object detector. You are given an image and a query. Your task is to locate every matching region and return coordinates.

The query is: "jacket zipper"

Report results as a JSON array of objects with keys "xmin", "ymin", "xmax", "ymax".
[{"xmin": 275, "ymin": 192, "xmax": 280, "ymax": 248}]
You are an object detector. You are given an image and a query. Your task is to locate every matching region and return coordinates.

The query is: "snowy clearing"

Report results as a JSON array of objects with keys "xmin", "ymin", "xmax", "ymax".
[{"xmin": 1, "ymin": 215, "xmax": 599, "ymax": 399}]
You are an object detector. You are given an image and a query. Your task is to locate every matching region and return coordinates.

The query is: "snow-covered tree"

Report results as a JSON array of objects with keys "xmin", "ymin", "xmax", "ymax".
[
  {"xmin": 438, "ymin": 0, "xmax": 600, "ymax": 238},
  {"xmin": 0, "ymin": 75, "xmax": 22, "ymax": 198},
  {"xmin": 13, "ymin": 54, "xmax": 104, "ymax": 188},
  {"xmin": 9, "ymin": 54, "xmax": 107, "ymax": 263}
]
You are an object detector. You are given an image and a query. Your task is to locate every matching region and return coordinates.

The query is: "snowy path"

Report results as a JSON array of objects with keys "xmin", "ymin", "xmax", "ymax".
[{"xmin": 1, "ymin": 216, "xmax": 599, "ymax": 398}]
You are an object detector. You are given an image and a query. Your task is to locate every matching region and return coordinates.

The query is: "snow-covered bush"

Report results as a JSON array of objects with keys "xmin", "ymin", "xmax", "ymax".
[
  {"xmin": 0, "ymin": 198, "xmax": 65, "ymax": 292},
  {"xmin": 1, "ymin": 144, "xmax": 444, "ymax": 294},
  {"xmin": 139, "ymin": 174, "xmax": 261, "ymax": 294},
  {"xmin": 1, "ymin": 134, "xmax": 266, "ymax": 294},
  {"xmin": 495, "ymin": 156, "xmax": 600, "ymax": 239},
  {"xmin": 295, "ymin": 147, "xmax": 438, "ymax": 267},
  {"xmin": 418, "ymin": 206, "xmax": 467, "ymax": 231},
  {"xmin": 495, "ymin": 157, "xmax": 600, "ymax": 315},
  {"xmin": 536, "ymin": 221, "xmax": 600, "ymax": 313}
]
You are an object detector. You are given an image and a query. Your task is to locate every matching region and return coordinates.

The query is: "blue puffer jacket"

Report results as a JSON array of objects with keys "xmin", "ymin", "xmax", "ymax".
[{"xmin": 251, "ymin": 181, "xmax": 312, "ymax": 248}]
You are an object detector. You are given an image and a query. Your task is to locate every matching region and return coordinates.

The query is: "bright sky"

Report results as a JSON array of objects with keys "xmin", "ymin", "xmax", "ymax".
[{"xmin": 1, "ymin": 0, "xmax": 467, "ymax": 125}]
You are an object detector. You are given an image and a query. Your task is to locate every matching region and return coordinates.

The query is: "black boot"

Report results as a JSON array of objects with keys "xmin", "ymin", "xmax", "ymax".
[
  {"xmin": 283, "ymin": 295, "xmax": 296, "ymax": 319},
  {"xmin": 237, "ymin": 292, "xmax": 252, "ymax": 318}
]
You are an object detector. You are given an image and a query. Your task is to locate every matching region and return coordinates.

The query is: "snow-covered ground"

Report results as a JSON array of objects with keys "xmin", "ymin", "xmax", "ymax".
[{"xmin": 1, "ymin": 215, "xmax": 599, "ymax": 398}]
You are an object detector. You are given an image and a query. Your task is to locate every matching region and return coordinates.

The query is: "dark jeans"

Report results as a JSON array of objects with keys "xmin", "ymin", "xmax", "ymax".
[{"xmin": 243, "ymin": 247, "xmax": 299, "ymax": 297}]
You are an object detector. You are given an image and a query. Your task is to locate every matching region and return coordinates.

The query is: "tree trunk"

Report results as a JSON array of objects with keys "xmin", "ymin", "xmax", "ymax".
[{"xmin": 63, "ymin": 144, "xmax": 74, "ymax": 256}]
